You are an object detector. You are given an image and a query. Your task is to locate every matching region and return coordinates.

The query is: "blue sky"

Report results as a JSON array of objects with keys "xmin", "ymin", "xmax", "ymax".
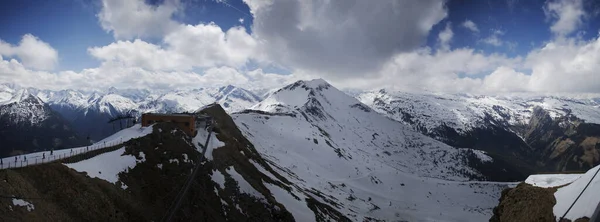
[
  {"xmin": 0, "ymin": 0, "xmax": 254, "ymax": 71},
  {"xmin": 1, "ymin": 0, "xmax": 599, "ymax": 93}
]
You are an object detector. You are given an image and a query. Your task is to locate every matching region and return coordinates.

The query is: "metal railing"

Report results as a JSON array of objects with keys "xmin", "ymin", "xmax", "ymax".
[{"xmin": 0, "ymin": 139, "xmax": 124, "ymax": 170}]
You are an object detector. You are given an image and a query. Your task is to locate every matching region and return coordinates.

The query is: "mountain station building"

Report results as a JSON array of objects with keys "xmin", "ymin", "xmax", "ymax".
[{"xmin": 141, "ymin": 113, "xmax": 197, "ymax": 135}]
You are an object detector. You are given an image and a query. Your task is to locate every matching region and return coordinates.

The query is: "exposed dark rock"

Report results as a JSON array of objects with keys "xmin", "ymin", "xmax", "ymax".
[{"xmin": 0, "ymin": 97, "xmax": 87, "ymax": 158}]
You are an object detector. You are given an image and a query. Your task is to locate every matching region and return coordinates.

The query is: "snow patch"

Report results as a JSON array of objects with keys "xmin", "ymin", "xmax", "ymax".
[
  {"xmin": 12, "ymin": 198, "xmax": 34, "ymax": 212},
  {"xmin": 192, "ymin": 128, "xmax": 226, "ymax": 161},
  {"xmin": 212, "ymin": 169, "xmax": 226, "ymax": 189},
  {"xmin": 265, "ymin": 183, "xmax": 313, "ymax": 221},
  {"xmin": 249, "ymin": 160, "xmax": 280, "ymax": 183},
  {"xmin": 525, "ymin": 174, "xmax": 581, "ymax": 188},
  {"xmin": 137, "ymin": 152, "xmax": 146, "ymax": 163},
  {"xmin": 64, "ymin": 147, "xmax": 136, "ymax": 189},
  {"xmin": 471, "ymin": 149, "xmax": 493, "ymax": 163},
  {"xmin": 226, "ymin": 167, "xmax": 264, "ymax": 199},
  {"xmin": 97, "ymin": 124, "xmax": 153, "ymax": 145}
]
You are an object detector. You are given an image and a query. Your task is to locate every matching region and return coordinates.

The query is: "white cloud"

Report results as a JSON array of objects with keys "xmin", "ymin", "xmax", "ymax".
[
  {"xmin": 244, "ymin": 0, "xmax": 448, "ymax": 77},
  {"xmin": 350, "ymin": 33, "xmax": 600, "ymax": 93},
  {"xmin": 0, "ymin": 34, "xmax": 58, "ymax": 70},
  {"xmin": 461, "ymin": 20, "xmax": 479, "ymax": 33},
  {"xmin": 88, "ymin": 23, "xmax": 257, "ymax": 70},
  {"xmin": 524, "ymin": 35, "xmax": 600, "ymax": 92},
  {"xmin": 238, "ymin": 18, "xmax": 244, "ymax": 24},
  {"xmin": 481, "ymin": 29, "xmax": 505, "ymax": 47},
  {"xmin": 325, "ymin": 46, "xmax": 523, "ymax": 93},
  {"xmin": 482, "ymin": 66, "xmax": 530, "ymax": 92},
  {"xmin": 98, "ymin": 0, "xmax": 180, "ymax": 39},
  {"xmin": 4, "ymin": 0, "xmax": 600, "ymax": 95},
  {"xmin": 544, "ymin": 0, "xmax": 586, "ymax": 37},
  {"xmin": 88, "ymin": 39, "xmax": 190, "ymax": 70},
  {"xmin": 438, "ymin": 23, "xmax": 453, "ymax": 51},
  {"xmin": 0, "ymin": 55, "xmax": 294, "ymax": 91},
  {"xmin": 164, "ymin": 23, "xmax": 257, "ymax": 68},
  {"xmin": 245, "ymin": 69, "xmax": 299, "ymax": 90}
]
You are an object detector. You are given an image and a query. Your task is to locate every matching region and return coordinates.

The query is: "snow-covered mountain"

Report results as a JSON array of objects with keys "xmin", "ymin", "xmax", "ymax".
[
  {"xmin": 231, "ymin": 79, "xmax": 519, "ymax": 221},
  {"xmin": 357, "ymin": 90, "xmax": 600, "ymax": 172},
  {"xmin": 0, "ymin": 84, "xmax": 263, "ymax": 141},
  {"xmin": 139, "ymin": 85, "xmax": 261, "ymax": 114},
  {"xmin": 0, "ymin": 89, "xmax": 86, "ymax": 157},
  {"xmin": 357, "ymin": 90, "xmax": 600, "ymax": 134},
  {"xmin": 0, "ymin": 89, "xmax": 49, "ymax": 125},
  {"xmin": 4, "ymin": 79, "xmax": 596, "ymax": 221}
]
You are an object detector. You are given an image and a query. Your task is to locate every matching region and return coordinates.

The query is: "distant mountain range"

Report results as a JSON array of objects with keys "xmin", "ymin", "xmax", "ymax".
[
  {"xmin": 1, "ymin": 79, "xmax": 599, "ymax": 220},
  {"xmin": 357, "ymin": 90, "xmax": 600, "ymax": 173},
  {"xmin": 0, "ymin": 83, "xmax": 264, "ymax": 143},
  {"xmin": 1, "ymin": 82, "xmax": 599, "ymax": 174},
  {"xmin": 0, "ymin": 88, "xmax": 87, "ymax": 157}
]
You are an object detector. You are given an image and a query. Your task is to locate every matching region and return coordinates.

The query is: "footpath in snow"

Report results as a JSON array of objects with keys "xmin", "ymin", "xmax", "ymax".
[{"xmin": 0, "ymin": 124, "xmax": 153, "ymax": 170}]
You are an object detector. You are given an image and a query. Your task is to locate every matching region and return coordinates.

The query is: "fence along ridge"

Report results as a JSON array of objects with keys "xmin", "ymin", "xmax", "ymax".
[{"xmin": 0, "ymin": 140, "xmax": 126, "ymax": 170}]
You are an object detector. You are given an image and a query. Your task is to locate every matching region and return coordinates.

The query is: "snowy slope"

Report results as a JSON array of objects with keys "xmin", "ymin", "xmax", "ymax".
[
  {"xmin": 0, "ymin": 124, "xmax": 152, "ymax": 169},
  {"xmin": 0, "ymin": 89, "xmax": 49, "ymax": 125},
  {"xmin": 233, "ymin": 79, "xmax": 514, "ymax": 221},
  {"xmin": 553, "ymin": 165, "xmax": 600, "ymax": 221},
  {"xmin": 0, "ymin": 83, "xmax": 15, "ymax": 103},
  {"xmin": 64, "ymin": 147, "xmax": 138, "ymax": 189},
  {"xmin": 357, "ymin": 90, "xmax": 600, "ymax": 135},
  {"xmin": 86, "ymin": 93, "xmax": 138, "ymax": 116},
  {"xmin": 139, "ymin": 89, "xmax": 217, "ymax": 113},
  {"xmin": 141, "ymin": 85, "xmax": 262, "ymax": 114},
  {"xmin": 33, "ymin": 89, "xmax": 90, "ymax": 109}
]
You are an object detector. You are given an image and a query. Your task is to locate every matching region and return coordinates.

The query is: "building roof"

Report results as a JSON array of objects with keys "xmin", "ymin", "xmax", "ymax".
[{"xmin": 142, "ymin": 113, "xmax": 194, "ymax": 117}]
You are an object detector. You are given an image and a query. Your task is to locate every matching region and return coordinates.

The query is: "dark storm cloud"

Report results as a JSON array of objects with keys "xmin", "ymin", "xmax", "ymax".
[{"xmin": 248, "ymin": 0, "xmax": 448, "ymax": 77}]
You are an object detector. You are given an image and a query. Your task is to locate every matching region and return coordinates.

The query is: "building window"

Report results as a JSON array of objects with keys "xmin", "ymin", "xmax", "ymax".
[{"xmin": 185, "ymin": 122, "xmax": 190, "ymax": 126}]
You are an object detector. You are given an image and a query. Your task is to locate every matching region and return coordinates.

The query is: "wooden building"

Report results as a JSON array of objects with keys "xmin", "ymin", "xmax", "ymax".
[{"xmin": 141, "ymin": 113, "xmax": 196, "ymax": 135}]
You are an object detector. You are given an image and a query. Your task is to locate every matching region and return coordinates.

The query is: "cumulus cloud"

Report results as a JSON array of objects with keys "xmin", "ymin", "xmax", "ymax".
[
  {"xmin": 244, "ymin": 0, "xmax": 447, "ymax": 77},
  {"xmin": 326, "ymin": 46, "xmax": 523, "ymax": 92},
  {"xmin": 164, "ymin": 23, "xmax": 257, "ymax": 68},
  {"xmin": 544, "ymin": 0, "xmax": 586, "ymax": 37},
  {"xmin": 438, "ymin": 23, "xmax": 453, "ymax": 51},
  {"xmin": 461, "ymin": 20, "xmax": 479, "ymax": 33},
  {"xmin": 4, "ymin": 0, "xmax": 600, "ymax": 95},
  {"xmin": 98, "ymin": 0, "xmax": 180, "ymax": 39},
  {"xmin": 482, "ymin": 66, "xmax": 530, "ymax": 92},
  {"xmin": 0, "ymin": 34, "xmax": 58, "ymax": 70},
  {"xmin": 89, "ymin": 23, "xmax": 257, "ymax": 70},
  {"xmin": 0, "ymin": 55, "xmax": 295, "ymax": 91},
  {"xmin": 88, "ymin": 39, "xmax": 190, "ymax": 70},
  {"xmin": 524, "ymin": 35, "xmax": 600, "ymax": 92},
  {"xmin": 481, "ymin": 29, "xmax": 505, "ymax": 47}
]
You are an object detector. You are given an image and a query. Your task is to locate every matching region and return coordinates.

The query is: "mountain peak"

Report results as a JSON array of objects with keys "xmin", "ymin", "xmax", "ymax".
[
  {"xmin": 252, "ymin": 78, "xmax": 358, "ymax": 117},
  {"xmin": 107, "ymin": 86, "xmax": 118, "ymax": 94},
  {"xmin": 6, "ymin": 89, "xmax": 43, "ymax": 105},
  {"xmin": 303, "ymin": 78, "xmax": 329, "ymax": 87}
]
